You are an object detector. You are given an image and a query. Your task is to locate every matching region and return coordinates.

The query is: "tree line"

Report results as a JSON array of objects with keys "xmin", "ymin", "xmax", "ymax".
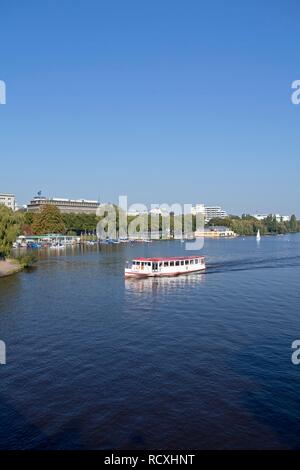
[
  {"xmin": 207, "ymin": 214, "xmax": 300, "ymax": 236},
  {"xmin": 17, "ymin": 207, "xmax": 300, "ymax": 238}
]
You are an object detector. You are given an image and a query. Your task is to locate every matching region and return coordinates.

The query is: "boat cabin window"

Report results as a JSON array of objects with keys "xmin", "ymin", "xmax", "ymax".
[
  {"xmin": 136, "ymin": 261, "xmax": 140, "ymax": 266},
  {"xmin": 132, "ymin": 261, "xmax": 136, "ymax": 265},
  {"xmin": 195, "ymin": 259, "xmax": 198, "ymax": 264},
  {"xmin": 164, "ymin": 262, "xmax": 169, "ymax": 267},
  {"xmin": 190, "ymin": 259, "xmax": 194, "ymax": 264},
  {"xmin": 181, "ymin": 260, "xmax": 184, "ymax": 266},
  {"xmin": 159, "ymin": 262, "xmax": 163, "ymax": 267},
  {"xmin": 147, "ymin": 262, "xmax": 151, "ymax": 266},
  {"xmin": 170, "ymin": 261, "xmax": 174, "ymax": 267},
  {"xmin": 175, "ymin": 260, "xmax": 180, "ymax": 266},
  {"xmin": 185, "ymin": 260, "xmax": 189, "ymax": 265}
]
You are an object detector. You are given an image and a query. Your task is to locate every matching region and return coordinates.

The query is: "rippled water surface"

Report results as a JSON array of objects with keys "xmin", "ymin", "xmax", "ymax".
[{"xmin": 1, "ymin": 235, "xmax": 300, "ymax": 449}]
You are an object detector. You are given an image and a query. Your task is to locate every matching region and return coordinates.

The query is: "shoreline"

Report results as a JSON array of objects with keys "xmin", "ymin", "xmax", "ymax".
[{"xmin": 0, "ymin": 259, "xmax": 22, "ymax": 278}]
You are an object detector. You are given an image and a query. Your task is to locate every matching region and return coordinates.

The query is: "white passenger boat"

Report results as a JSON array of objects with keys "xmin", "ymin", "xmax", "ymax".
[{"xmin": 125, "ymin": 256, "xmax": 205, "ymax": 278}]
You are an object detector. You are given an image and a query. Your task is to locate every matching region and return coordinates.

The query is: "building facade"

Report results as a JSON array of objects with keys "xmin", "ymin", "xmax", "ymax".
[
  {"xmin": 195, "ymin": 226, "xmax": 237, "ymax": 238},
  {"xmin": 27, "ymin": 196, "xmax": 100, "ymax": 214},
  {"xmin": 0, "ymin": 193, "xmax": 16, "ymax": 211},
  {"xmin": 204, "ymin": 206, "xmax": 228, "ymax": 222}
]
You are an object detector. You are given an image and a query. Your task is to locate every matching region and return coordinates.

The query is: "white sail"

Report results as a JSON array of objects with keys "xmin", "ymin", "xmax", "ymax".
[{"xmin": 256, "ymin": 229, "xmax": 261, "ymax": 241}]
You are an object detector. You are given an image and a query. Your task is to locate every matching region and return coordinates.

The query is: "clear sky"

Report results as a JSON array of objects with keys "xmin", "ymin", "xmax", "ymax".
[{"xmin": 1, "ymin": 0, "xmax": 300, "ymax": 215}]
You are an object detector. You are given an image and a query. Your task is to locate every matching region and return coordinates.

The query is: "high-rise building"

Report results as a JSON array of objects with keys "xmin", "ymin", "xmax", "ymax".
[
  {"xmin": 0, "ymin": 193, "xmax": 16, "ymax": 211},
  {"xmin": 204, "ymin": 206, "xmax": 228, "ymax": 222}
]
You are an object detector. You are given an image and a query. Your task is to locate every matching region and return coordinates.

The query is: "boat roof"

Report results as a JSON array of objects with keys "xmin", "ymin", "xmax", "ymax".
[{"xmin": 133, "ymin": 256, "xmax": 205, "ymax": 262}]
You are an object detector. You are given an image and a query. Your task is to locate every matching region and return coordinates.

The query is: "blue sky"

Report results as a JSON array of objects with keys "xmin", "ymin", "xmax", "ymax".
[{"xmin": 0, "ymin": 0, "xmax": 300, "ymax": 215}]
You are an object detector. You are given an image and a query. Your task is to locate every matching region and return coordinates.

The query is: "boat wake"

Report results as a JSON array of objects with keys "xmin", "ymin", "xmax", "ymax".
[{"xmin": 206, "ymin": 254, "xmax": 300, "ymax": 274}]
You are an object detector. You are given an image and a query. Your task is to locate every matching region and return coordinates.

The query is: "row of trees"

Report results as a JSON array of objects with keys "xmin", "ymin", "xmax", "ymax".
[
  {"xmin": 20, "ymin": 207, "xmax": 300, "ymax": 238},
  {"xmin": 208, "ymin": 214, "xmax": 300, "ymax": 236},
  {"xmin": 23, "ymin": 207, "xmax": 300, "ymax": 237},
  {"xmin": 23, "ymin": 207, "xmax": 99, "ymax": 235}
]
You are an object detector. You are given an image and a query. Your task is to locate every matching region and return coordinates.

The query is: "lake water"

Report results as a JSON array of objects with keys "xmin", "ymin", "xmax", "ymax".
[{"xmin": 1, "ymin": 235, "xmax": 300, "ymax": 449}]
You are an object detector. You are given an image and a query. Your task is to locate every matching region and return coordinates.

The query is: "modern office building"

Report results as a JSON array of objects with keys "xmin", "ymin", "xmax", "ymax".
[
  {"xmin": 0, "ymin": 193, "xmax": 16, "ymax": 211},
  {"xmin": 204, "ymin": 206, "xmax": 228, "ymax": 222},
  {"xmin": 27, "ymin": 196, "xmax": 100, "ymax": 214}
]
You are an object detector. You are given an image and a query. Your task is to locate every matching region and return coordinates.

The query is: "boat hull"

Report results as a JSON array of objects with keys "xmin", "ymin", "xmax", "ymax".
[{"xmin": 125, "ymin": 265, "xmax": 205, "ymax": 278}]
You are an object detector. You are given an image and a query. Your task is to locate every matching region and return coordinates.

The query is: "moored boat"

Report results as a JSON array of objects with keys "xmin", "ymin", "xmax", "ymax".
[{"xmin": 125, "ymin": 256, "xmax": 205, "ymax": 278}]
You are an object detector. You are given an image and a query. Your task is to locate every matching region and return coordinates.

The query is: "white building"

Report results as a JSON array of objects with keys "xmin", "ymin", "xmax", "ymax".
[
  {"xmin": 252, "ymin": 213, "xmax": 290, "ymax": 222},
  {"xmin": 252, "ymin": 214, "xmax": 268, "ymax": 221},
  {"xmin": 204, "ymin": 206, "xmax": 228, "ymax": 222},
  {"xmin": 27, "ymin": 196, "xmax": 100, "ymax": 214},
  {"xmin": 276, "ymin": 214, "xmax": 290, "ymax": 222},
  {"xmin": 0, "ymin": 193, "xmax": 16, "ymax": 211}
]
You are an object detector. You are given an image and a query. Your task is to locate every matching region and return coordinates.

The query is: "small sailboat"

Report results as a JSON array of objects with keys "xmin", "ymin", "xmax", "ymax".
[{"xmin": 256, "ymin": 229, "xmax": 261, "ymax": 241}]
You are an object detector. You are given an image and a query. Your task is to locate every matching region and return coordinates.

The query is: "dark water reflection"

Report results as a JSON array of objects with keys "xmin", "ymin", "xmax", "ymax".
[{"xmin": 0, "ymin": 235, "xmax": 300, "ymax": 449}]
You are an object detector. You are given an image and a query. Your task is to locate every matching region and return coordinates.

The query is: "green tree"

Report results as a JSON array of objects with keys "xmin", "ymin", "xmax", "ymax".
[
  {"xmin": 289, "ymin": 214, "xmax": 298, "ymax": 232},
  {"xmin": 0, "ymin": 206, "xmax": 23, "ymax": 259},
  {"xmin": 31, "ymin": 205, "xmax": 66, "ymax": 234},
  {"xmin": 62, "ymin": 213, "xmax": 99, "ymax": 234},
  {"xmin": 265, "ymin": 215, "xmax": 278, "ymax": 233}
]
